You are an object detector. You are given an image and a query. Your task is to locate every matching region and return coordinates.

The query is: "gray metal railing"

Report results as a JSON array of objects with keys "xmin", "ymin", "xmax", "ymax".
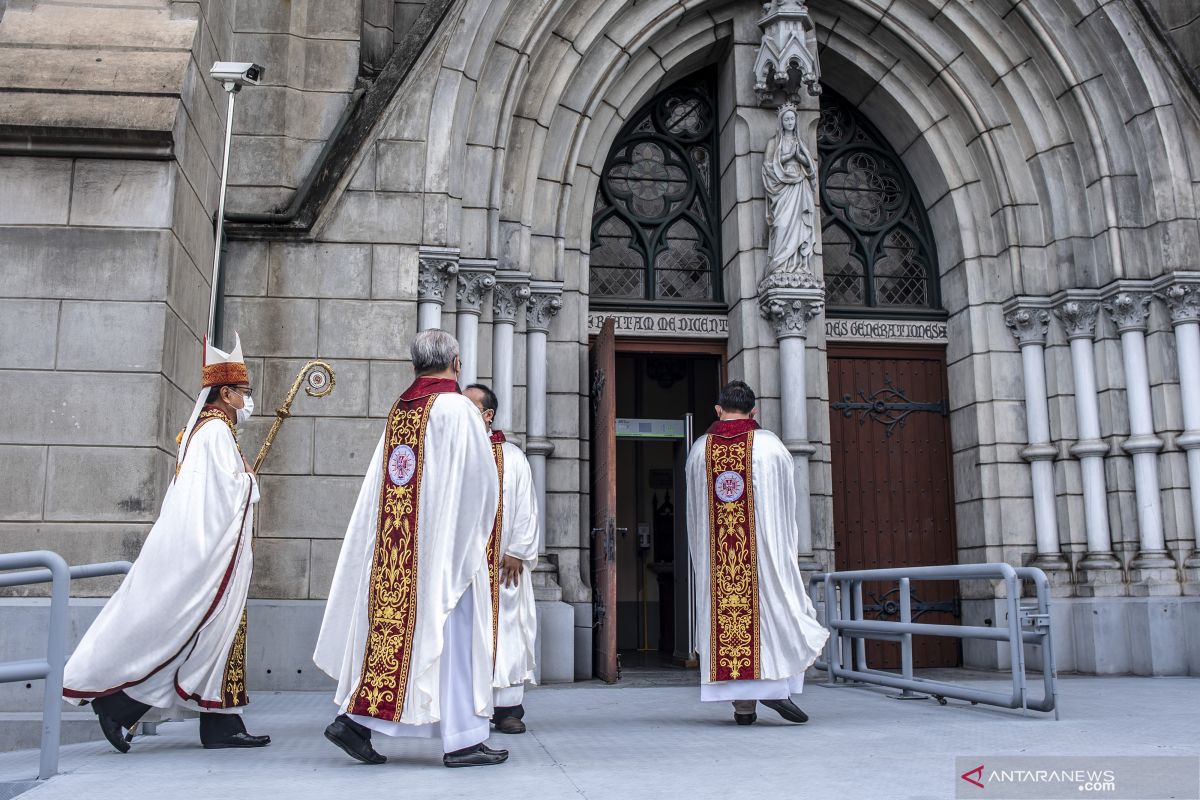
[
  {"xmin": 0, "ymin": 550, "xmax": 131, "ymax": 779},
  {"xmin": 809, "ymin": 563, "xmax": 1058, "ymax": 719}
]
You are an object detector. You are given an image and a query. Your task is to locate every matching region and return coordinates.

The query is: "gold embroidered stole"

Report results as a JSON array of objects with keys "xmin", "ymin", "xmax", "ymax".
[
  {"xmin": 706, "ymin": 429, "xmax": 761, "ymax": 681},
  {"xmin": 221, "ymin": 611, "xmax": 248, "ymax": 707},
  {"xmin": 349, "ymin": 394, "xmax": 436, "ymax": 719},
  {"xmin": 486, "ymin": 442, "xmax": 505, "ymax": 666}
]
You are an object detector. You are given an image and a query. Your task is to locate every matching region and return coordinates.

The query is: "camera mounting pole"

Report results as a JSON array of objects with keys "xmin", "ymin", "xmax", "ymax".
[{"xmin": 206, "ymin": 63, "xmax": 265, "ymax": 343}]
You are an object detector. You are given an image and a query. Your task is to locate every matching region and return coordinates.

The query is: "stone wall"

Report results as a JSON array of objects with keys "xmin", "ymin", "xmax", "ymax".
[{"xmin": 0, "ymin": 0, "xmax": 233, "ymax": 590}]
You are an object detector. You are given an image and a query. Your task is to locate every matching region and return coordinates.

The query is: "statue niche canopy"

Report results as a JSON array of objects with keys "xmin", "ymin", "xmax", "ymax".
[{"xmin": 589, "ymin": 70, "xmax": 723, "ymax": 308}]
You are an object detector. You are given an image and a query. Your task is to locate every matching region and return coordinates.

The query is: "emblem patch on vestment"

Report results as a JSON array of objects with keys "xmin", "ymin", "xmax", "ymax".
[
  {"xmin": 714, "ymin": 470, "xmax": 745, "ymax": 503},
  {"xmin": 388, "ymin": 444, "xmax": 417, "ymax": 486}
]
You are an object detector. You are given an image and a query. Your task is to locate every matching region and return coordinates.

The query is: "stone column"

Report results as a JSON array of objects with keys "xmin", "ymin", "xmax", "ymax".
[
  {"xmin": 454, "ymin": 259, "xmax": 496, "ymax": 386},
  {"xmin": 1053, "ymin": 295, "xmax": 1122, "ymax": 593},
  {"xmin": 525, "ymin": 280, "xmax": 563, "ymax": 560},
  {"xmin": 1004, "ymin": 301, "xmax": 1068, "ymax": 572},
  {"xmin": 759, "ymin": 287, "xmax": 823, "ymax": 571},
  {"xmin": 1158, "ymin": 275, "xmax": 1200, "ymax": 592},
  {"xmin": 490, "ymin": 273, "xmax": 530, "ymax": 432},
  {"xmin": 416, "ymin": 247, "xmax": 459, "ymax": 332},
  {"xmin": 1101, "ymin": 288, "xmax": 1176, "ymax": 594}
]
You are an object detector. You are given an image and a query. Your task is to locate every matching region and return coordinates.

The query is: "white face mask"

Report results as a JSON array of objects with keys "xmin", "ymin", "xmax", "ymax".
[{"xmin": 235, "ymin": 394, "xmax": 254, "ymax": 425}]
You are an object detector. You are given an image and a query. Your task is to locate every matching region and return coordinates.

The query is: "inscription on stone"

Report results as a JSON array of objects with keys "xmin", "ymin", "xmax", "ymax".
[
  {"xmin": 825, "ymin": 318, "xmax": 948, "ymax": 344},
  {"xmin": 587, "ymin": 312, "xmax": 729, "ymax": 339}
]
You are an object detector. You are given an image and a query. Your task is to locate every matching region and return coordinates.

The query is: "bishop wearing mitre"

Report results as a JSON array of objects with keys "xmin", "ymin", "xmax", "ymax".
[
  {"xmin": 63, "ymin": 334, "xmax": 270, "ymax": 751},
  {"xmin": 463, "ymin": 384, "xmax": 539, "ymax": 735},
  {"xmin": 686, "ymin": 380, "xmax": 829, "ymax": 726},
  {"xmin": 315, "ymin": 330, "xmax": 506, "ymax": 768}
]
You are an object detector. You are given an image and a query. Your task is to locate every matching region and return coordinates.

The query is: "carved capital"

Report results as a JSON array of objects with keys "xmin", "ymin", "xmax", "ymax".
[
  {"xmin": 526, "ymin": 282, "xmax": 564, "ymax": 333},
  {"xmin": 1102, "ymin": 291, "xmax": 1153, "ymax": 333},
  {"xmin": 1004, "ymin": 307, "xmax": 1050, "ymax": 346},
  {"xmin": 1053, "ymin": 299, "xmax": 1100, "ymax": 340},
  {"xmin": 758, "ymin": 265, "xmax": 823, "ymax": 295},
  {"xmin": 1159, "ymin": 280, "xmax": 1200, "ymax": 325},
  {"xmin": 417, "ymin": 248, "xmax": 459, "ymax": 305},
  {"xmin": 455, "ymin": 262, "xmax": 496, "ymax": 316},
  {"xmin": 492, "ymin": 274, "xmax": 531, "ymax": 323},
  {"xmin": 753, "ymin": 0, "xmax": 821, "ymax": 103},
  {"xmin": 759, "ymin": 292, "xmax": 824, "ymax": 339}
]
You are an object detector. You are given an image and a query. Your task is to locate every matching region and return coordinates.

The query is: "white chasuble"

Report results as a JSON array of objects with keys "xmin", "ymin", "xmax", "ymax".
[
  {"xmin": 488, "ymin": 435, "xmax": 539, "ymax": 695},
  {"xmin": 314, "ymin": 377, "xmax": 500, "ymax": 732},
  {"xmin": 686, "ymin": 420, "xmax": 828, "ymax": 701},
  {"xmin": 64, "ymin": 409, "xmax": 258, "ymax": 712}
]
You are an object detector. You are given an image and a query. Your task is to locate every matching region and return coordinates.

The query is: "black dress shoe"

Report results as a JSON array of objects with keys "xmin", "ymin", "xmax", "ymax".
[
  {"xmin": 734, "ymin": 712, "xmax": 757, "ymax": 726},
  {"xmin": 324, "ymin": 716, "xmax": 386, "ymax": 764},
  {"xmin": 443, "ymin": 743, "xmax": 508, "ymax": 768},
  {"xmin": 761, "ymin": 698, "xmax": 809, "ymax": 724},
  {"xmin": 493, "ymin": 715, "xmax": 526, "ymax": 734},
  {"xmin": 202, "ymin": 731, "xmax": 272, "ymax": 749},
  {"xmin": 96, "ymin": 711, "xmax": 131, "ymax": 753}
]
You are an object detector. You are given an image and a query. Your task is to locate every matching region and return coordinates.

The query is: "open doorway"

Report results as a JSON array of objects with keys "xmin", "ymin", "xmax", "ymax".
[{"xmin": 611, "ymin": 349, "xmax": 721, "ymax": 671}]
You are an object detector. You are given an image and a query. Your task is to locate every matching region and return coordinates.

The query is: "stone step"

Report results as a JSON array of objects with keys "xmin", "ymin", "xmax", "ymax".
[{"xmin": 0, "ymin": 711, "xmax": 108, "ymax": 755}]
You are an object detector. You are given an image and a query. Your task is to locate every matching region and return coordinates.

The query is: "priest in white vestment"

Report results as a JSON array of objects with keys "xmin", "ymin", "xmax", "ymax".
[
  {"xmin": 315, "ymin": 330, "xmax": 506, "ymax": 768},
  {"xmin": 686, "ymin": 380, "xmax": 829, "ymax": 725},
  {"xmin": 63, "ymin": 335, "xmax": 270, "ymax": 751},
  {"xmin": 463, "ymin": 384, "xmax": 539, "ymax": 735}
]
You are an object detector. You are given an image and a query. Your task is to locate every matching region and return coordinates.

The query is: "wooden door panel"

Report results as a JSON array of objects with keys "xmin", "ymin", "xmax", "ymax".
[
  {"xmin": 590, "ymin": 318, "xmax": 618, "ymax": 682},
  {"xmin": 828, "ymin": 344, "xmax": 959, "ymax": 669}
]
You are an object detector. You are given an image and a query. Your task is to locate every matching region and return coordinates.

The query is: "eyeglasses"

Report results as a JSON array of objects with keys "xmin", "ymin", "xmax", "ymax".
[{"xmin": 229, "ymin": 386, "xmax": 253, "ymax": 397}]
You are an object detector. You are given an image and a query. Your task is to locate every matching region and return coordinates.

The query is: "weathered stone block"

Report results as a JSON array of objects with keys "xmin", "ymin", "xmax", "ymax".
[
  {"xmin": 308, "ymin": 540, "xmax": 343, "ymax": 599},
  {"xmin": 268, "ymin": 242, "xmax": 372, "ymax": 298},
  {"xmin": 0, "ymin": 523, "xmax": 149, "ymax": 597},
  {"xmin": 0, "ymin": 372, "xmax": 160, "ymax": 445},
  {"xmin": 0, "ymin": 299, "xmax": 58, "ymax": 369},
  {"xmin": 368, "ymin": 360, "xmax": 415, "ymax": 416},
  {"xmin": 317, "ymin": 299, "xmax": 415, "ymax": 360},
  {"xmin": 57, "ymin": 301, "xmax": 166, "ymax": 372},
  {"xmin": 0, "ymin": 446, "xmax": 47, "ymax": 521},
  {"xmin": 371, "ymin": 244, "xmax": 419, "ymax": 300},
  {"xmin": 0, "ymin": 157, "xmax": 71, "ymax": 224},
  {"xmin": 305, "ymin": 0, "xmax": 361, "ymax": 39},
  {"xmin": 313, "ymin": 418, "xmax": 383, "ymax": 476},
  {"xmin": 221, "ymin": 297, "xmax": 319, "ymax": 358},
  {"xmin": 257, "ymin": 475, "xmax": 361, "ymax": 539},
  {"xmin": 322, "ymin": 191, "xmax": 423, "ymax": 244},
  {"xmin": 224, "ymin": 241, "xmax": 270, "ymax": 297},
  {"xmin": 376, "ymin": 139, "xmax": 427, "ymax": 193},
  {"xmin": 45, "ymin": 446, "xmax": 166, "ymax": 522},
  {"xmin": 248, "ymin": 537, "xmax": 310, "ymax": 600},
  {"xmin": 69, "ymin": 160, "xmax": 174, "ymax": 228},
  {"xmin": 0, "ymin": 228, "xmax": 169, "ymax": 301}
]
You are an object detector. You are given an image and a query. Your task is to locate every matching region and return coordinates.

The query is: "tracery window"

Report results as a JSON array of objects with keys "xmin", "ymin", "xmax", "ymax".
[
  {"xmin": 817, "ymin": 89, "xmax": 940, "ymax": 313},
  {"xmin": 589, "ymin": 71, "xmax": 722, "ymax": 306}
]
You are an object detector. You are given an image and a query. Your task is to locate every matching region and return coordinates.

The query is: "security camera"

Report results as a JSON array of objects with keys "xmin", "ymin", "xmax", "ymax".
[{"xmin": 209, "ymin": 62, "xmax": 264, "ymax": 88}]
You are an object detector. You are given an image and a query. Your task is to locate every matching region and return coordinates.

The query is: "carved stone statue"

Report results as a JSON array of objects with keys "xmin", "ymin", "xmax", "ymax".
[{"xmin": 762, "ymin": 103, "xmax": 818, "ymax": 284}]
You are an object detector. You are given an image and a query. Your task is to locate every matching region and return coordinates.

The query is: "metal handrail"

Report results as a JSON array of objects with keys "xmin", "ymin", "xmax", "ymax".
[
  {"xmin": 0, "ymin": 551, "xmax": 131, "ymax": 779},
  {"xmin": 809, "ymin": 563, "xmax": 1058, "ymax": 719}
]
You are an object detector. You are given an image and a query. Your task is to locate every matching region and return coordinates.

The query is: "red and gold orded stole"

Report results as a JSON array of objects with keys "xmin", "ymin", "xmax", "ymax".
[
  {"xmin": 349, "ymin": 376, "xmax": 459, "ymax": 720},
  {"xmin": 486, "ymin": 430, "xmax": 506, "ymax": 665},
  {"xmin": 705, "ymin": 418, "xmax": 762, "ymax": 682}
]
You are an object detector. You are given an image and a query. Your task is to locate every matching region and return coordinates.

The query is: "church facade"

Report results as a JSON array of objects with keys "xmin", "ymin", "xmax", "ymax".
[{"xmin": 2, "ymin": 0, "xmax": 1200, "ymax": 682}]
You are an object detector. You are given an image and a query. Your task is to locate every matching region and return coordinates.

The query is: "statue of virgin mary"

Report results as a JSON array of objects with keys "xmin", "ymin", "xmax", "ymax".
[{"xmin": 762, "ymin": 103, "xmax": 817, "ymax": 279}]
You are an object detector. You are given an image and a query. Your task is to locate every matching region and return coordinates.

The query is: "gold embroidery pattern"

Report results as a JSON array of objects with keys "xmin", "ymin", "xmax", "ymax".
[
  {"xmin": 706, "ymin": 431, "xmax": 760, "ymax": 682},
  {"xmin": 348, "ymin": 396, "xmax": 434, "ymax": 720},
  {"xmin": 486, "ymin": 442, "xmax": 505, "ymax": 666},
  {"xmin": 221, "ymin": 610, "xmax": 249, "ymax": 707}
]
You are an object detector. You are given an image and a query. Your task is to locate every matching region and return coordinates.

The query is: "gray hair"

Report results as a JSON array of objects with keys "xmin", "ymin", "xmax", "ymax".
[{"xmin": 411, "ymin": 329, "xmax": 460, "ymax": 374}]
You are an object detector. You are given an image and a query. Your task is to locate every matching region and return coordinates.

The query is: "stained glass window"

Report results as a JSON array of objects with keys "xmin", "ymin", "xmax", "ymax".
[
  {"xmin": 817, "ymin": 89, "xmax": 940, "ymax": 312},
  {"xmin": 590, "ymin": 71, "xmax": 722, "ymax": 306}
]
